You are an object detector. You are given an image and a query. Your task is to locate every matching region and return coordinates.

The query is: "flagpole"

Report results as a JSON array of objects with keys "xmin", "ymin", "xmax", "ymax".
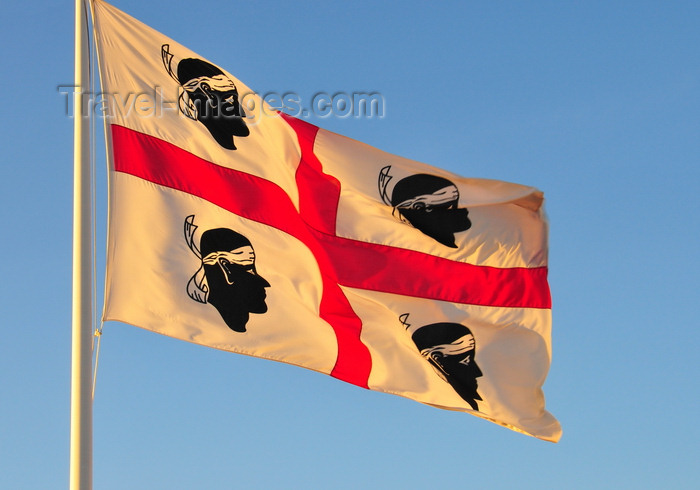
[{"xmin": 70, "ymin": 0, "xmax": 93, "ymax": 488}]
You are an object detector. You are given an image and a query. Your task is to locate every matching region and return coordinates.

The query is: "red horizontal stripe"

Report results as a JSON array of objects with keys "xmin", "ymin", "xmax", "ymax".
[
  {"xmin": 317, "ymin": 233, "xmax": 551, "ymax": 308},
  {"xmin": 112, "ymin": 125, "xmax": 299, "ymax": 235}
]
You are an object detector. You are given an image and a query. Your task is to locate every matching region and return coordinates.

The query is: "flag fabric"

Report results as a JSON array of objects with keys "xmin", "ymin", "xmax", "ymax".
[{"xmin": 93, "ymin": 0, "xmax": 561, "ymax": 441}]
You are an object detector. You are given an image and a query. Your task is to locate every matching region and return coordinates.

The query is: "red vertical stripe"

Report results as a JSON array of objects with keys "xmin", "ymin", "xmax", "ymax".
[
  {"xmin": 279, "ymin": 115, "xmax": 372, "ymax": 385},
  {"xmin": 281, "ymin": 114, "xmax": 341, "ymax": 235}
]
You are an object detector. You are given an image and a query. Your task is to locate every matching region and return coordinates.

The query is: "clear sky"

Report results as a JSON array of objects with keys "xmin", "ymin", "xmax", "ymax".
[{"xmin": 1, "ymin": 0, "xmax": 699, "ymax": 488}]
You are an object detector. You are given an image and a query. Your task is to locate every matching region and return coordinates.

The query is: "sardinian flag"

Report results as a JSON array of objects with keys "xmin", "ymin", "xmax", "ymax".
[{"xmin": 94, "ymin": 0, "xmax": 561, "ymax": 442}]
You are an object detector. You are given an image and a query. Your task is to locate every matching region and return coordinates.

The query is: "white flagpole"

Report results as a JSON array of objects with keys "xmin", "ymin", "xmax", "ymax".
[{"xmin": 70, "ymin": 0, "xmax": 93, "ymax": 488}]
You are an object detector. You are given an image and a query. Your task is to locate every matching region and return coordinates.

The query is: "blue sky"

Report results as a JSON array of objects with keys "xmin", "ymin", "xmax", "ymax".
[{"xmin": 1, "ymin": 0, "xmax": 699, "ymax": 488}]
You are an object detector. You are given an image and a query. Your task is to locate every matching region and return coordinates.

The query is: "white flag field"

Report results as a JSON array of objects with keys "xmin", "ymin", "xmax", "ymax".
[{"xmin": 94, "ymin": 0, "xmax": 561, "ymax": 441}]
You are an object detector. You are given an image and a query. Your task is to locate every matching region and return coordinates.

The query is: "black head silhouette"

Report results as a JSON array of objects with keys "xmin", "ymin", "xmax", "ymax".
[
  {"xmin": 199, "ymin": 228, "xmax": 270, "ymax": 332},
  {"xmin": 411, "ymin": 322, "xmax": 483, "ymax": 410},
  {"xmin": 176, "ymin": 58, "xmax": 250, "ymax": 149},
  {"xmin": 162, "ymin": 45, "xmax": 249, "ymax": 150},
  {"xmin": 379, "ymin": 167, "xmax": 471, "ymax": 248}
]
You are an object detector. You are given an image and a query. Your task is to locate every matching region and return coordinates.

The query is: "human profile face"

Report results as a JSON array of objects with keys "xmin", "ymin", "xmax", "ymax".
[
  {"xmin": 197, "ymin": 228, "xmax": 271, "ymax": 332},
  {"xmin": 192, "ymin": 79, "xmax": 249, "ymax": 143},
  {"xmin": 175, "ymin": 56, "xmax": 250, "ymax": 149},
  {"xmin": 389, "ymin": 174, "xmax": 472, "ymax": 248},
  {"xmin": 212, "ymin": 245, "xmax": 270, "ymax": 313},
  {"xmin": 213, "ymin": 251, "xmax": 268, "ymax": 314},
  {"xmin": 411, "ymin": 322, "xmax": 483, "ymax": 410}
]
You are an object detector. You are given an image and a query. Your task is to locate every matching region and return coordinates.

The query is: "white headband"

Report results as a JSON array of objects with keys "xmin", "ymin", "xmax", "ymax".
[
  {"xmin": 420, "ymin": 333, "xmax": 475, "ymax": 359},
  {"xmin": 181, "ymin": 74, "xmax": 238, "ymax": 93},
  {"xmin": 394, "ymin": 185, "xmax": 459, "ymax": 210},
  {"xmin": 202, "ymin": 247, "xmax": 255, "ymax": 267}
]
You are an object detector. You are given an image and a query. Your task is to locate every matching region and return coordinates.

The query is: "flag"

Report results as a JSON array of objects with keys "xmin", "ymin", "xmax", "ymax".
[{"xmin": 93, "ymin": 0, "xmax": 561, "ymax": 442}]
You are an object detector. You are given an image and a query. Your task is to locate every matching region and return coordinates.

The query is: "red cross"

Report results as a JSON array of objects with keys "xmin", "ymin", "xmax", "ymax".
[{"xmin": 110, "ymin": 120, "xmax": 550, "ymax": 390}]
